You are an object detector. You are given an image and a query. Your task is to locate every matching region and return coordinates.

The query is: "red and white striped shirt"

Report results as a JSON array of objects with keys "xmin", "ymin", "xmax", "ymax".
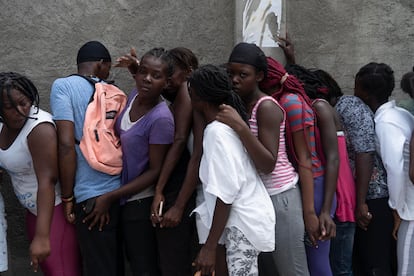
[{"xmin": 249, "ymin": 96, "xmax": 298, "ymax": 196}]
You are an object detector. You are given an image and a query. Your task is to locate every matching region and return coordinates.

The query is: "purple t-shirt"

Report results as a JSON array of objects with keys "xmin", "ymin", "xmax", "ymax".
[{"xmin": 115, "ymin": 90, "xmax": 174, "ymax": 198}]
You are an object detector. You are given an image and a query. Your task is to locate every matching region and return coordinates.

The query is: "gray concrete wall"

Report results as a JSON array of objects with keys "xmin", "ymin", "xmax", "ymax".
[
  {"xmin": 287, "ymin": 0, "xmax": 414, "ymax": 97},
  {"xmin": 0, "ymin": 0, "xmax": 235, "ymax": 111},
  {"xmin": 0, "ymin": 0, "xmax": 413, "ymax": 275},
  {"xmin": 0, "ymin": 1, "xmax": 234, "ymax": 275}
]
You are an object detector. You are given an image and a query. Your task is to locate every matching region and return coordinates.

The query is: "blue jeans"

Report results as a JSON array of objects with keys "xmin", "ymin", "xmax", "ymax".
[{"xmin": 330, "ymin": 221, "xmax": 355, "ymax": 276}]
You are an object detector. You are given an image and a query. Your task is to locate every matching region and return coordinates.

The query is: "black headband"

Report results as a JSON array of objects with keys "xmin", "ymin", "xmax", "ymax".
[{"xmin": 228, "ymin": 42, "xmax": 267, "ymax": 76}]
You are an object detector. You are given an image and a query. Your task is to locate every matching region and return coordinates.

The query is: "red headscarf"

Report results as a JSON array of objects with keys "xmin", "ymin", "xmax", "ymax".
[{"xmin": 259, "ymin": 56, "xmax": 313, "ymax": 107}]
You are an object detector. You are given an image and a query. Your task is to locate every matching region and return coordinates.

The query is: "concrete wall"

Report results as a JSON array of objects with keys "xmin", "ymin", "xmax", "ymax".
[
  {"xmin": 0, "ymin": 1, "xmax": 235, "ymax": 275},
  {"xmin": 0, "ymin": 0, "xmax": 235, "ymax": 110},
  {"xmin": 0, "ymin": 0, "xmax": 413, "ymax": 274},
  {"xmin": 287, "ymin": 0, "xmax": 414, "ymax": 97}
]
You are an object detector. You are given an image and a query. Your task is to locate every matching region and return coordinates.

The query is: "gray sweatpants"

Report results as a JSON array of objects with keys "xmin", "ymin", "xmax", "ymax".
[
  {"xmin": 397, "ymin": 219, "xmax": 414, "ymax": 276},
  {"xmin": 259, "ymin": 187, "xmax": 310, "ymax": 276}
]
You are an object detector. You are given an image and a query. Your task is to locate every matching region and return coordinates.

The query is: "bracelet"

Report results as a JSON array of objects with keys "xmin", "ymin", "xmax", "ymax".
[{"xmin": 61, "ymin": 195, "xmax": 74, "ymax": 203}]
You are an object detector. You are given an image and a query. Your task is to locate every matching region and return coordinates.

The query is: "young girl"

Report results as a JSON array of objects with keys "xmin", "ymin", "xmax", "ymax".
[
  {"xmin": 89, "ymin": 48, "xmax": 175, "ymax": 275},
  {"xmin": 189, "ymin": 64, "xmax": 275, "ymax": 276},
  {"xmin": 259, "ymin": 58, "xmax": 336, "ymax": 276},
  {"xmin": 286, "ymin": 65, "xmax": 355, "ymax": 275},
  {"xmin": 217, "ymin": 42, "xmax": 309, "ymax": 275},
  {"xmin": 0, "ymin": 72, "xmax": 81, "ymax": 275},
  {"xmin": 335, "ymin": 79, "xmax": 393, "ymax": 275},
  {"xmin": 117, "ymin": 47, "xmax": 201, "ymax": 275},
  {"xmin": 314, "ymin": 68, "xmax": 356, "ymax": 276},
  {"xmin": 151, "ymin": 47, "xmax": 198, "ymax": 275}
]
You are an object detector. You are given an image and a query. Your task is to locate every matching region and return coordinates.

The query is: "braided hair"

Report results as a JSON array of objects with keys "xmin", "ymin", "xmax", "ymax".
[
  {"xmin": 312, "ymin": 69, "xmax": 343, "ymax": 102},
  {"xmin": 188, "ymin": 64, "xmax": 248, "ymax": 123},
  {"xmin": 168, "ymin": 47, "xmax": 199, "ymax": 72},
  {"xmin": 285, "ymin": 64, "xmax": 329, "ymax": 101},
  {"xmin": 355, "ymin": 62, "xmax": 395, "ymax": 104},
  {"xmin": 140, "ymin": 47, "xmax": 174, "ymax": 77},
  {"xmin": 0, "ymin": 72, "xmax": 39, "ymax": 121},
  {"xmin": 258, "ymin": 57, "xmax": 313, "ymax": 105}
]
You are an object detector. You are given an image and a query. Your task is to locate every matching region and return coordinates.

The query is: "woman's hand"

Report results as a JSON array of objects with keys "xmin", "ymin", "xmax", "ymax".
[
  {"xmin": 216, "ymin": 104, "xmax": 247, "ymax": 133},
  {"xmin": 114, "ymin": 47, "xmax": 139, "ymax": 75},
  {"xmin": 304, "ymin": 211, "xmax": 320, "ymax": 247},
  {"xmin": 30, "ymin": 235, "xmax": 51, "ymax": 272},
  {"xmin": 150, "ymin": 193, "xmax": 165, "ymax": 226},
  {"xmin": 160, "ymin": 204, "xmax": 184, "ymax": 228},
  {"xmin": 319, "ymin": 211, "xmax": 336, "ymax": 240},
  {"xmin": 194, "ymin": 244, "xmax": 217, "ymax": 276},
  {"xmin": 277, "ymin": 34, "xmax": 296, "ymax": 64},
  {"xmin": 62, "ymin": 200, "xmax": 76, "ymax": 224},
  {"xmin": 83, "ymin": 194, "xmax": 111, "ymax": 231},
  {"xmin": 392, "ymin": 210, "xmax": 401, "ymax": 240},
  {"xmin": 355, "ymin": 203, "xmax": 372, "ymax": 230}
]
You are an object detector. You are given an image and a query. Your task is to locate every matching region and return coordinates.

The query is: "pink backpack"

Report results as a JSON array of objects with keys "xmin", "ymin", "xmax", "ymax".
[{"xmin": 76, "ymin": 75, "xmax": 127, "ymax": 175}]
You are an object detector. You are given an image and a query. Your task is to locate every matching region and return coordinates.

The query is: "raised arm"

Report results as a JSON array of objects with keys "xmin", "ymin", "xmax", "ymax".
[
  {"xmin": 277, "ymin": 34, "xmax": 296, "ymax": 65},
  {"xmin": 114, "ymin": 47, "xmax": 139, "ymax": 77},
  {"xmin": 216, "ymin": 101, "xmax": 282, "ymax": 174}
]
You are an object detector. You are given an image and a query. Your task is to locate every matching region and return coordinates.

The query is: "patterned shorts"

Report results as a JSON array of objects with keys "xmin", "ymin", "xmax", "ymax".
[{"xmin": 224, "ymin": 226, "xmax": 260, "ymax": 276}]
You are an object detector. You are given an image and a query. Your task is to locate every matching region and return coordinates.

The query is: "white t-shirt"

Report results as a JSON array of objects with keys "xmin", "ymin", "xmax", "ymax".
[
  {"xmin": 192, "ymin": 121, "xmax": 275, "ymax": 252},
  {"xmin": 374, "ymin": 100, "xmax": 414, "ymax": 221},
  {"xmin": 0, "ymin": 107, "xmax": 61, "ymax": 215}
]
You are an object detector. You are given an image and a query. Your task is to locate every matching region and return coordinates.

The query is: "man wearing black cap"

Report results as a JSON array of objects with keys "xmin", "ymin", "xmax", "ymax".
[{"xmin": 50, "ymin": 41, "xmax": 121, "ymax": 276}]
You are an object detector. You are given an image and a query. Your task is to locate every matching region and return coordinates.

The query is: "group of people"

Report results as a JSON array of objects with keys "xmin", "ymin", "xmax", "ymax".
[{"xmin": 0, "ymin": 38, "xmax": 413, "ymax": 276}]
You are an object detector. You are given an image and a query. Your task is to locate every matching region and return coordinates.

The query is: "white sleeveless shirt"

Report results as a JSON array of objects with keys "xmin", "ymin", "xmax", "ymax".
[{"xmin": 0, "ymin": 107, "xmax": 61, "ymax": 215}]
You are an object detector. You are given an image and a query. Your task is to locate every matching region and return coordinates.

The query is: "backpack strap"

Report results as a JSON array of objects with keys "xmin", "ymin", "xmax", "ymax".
[
  {"xmin": 69, "ymin": 74, "xmax": 98, "ymax": 102},
  {"xmin": 69, "ymin": 74, "xmax": 98, "ymax": 85},
  {"xmin": 69, "ymin": 74, "xmax": 115, "ymax": 85},
  {"xmin": 69, "ymin": 74, "xmax": 99, "ymax": 145}
]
